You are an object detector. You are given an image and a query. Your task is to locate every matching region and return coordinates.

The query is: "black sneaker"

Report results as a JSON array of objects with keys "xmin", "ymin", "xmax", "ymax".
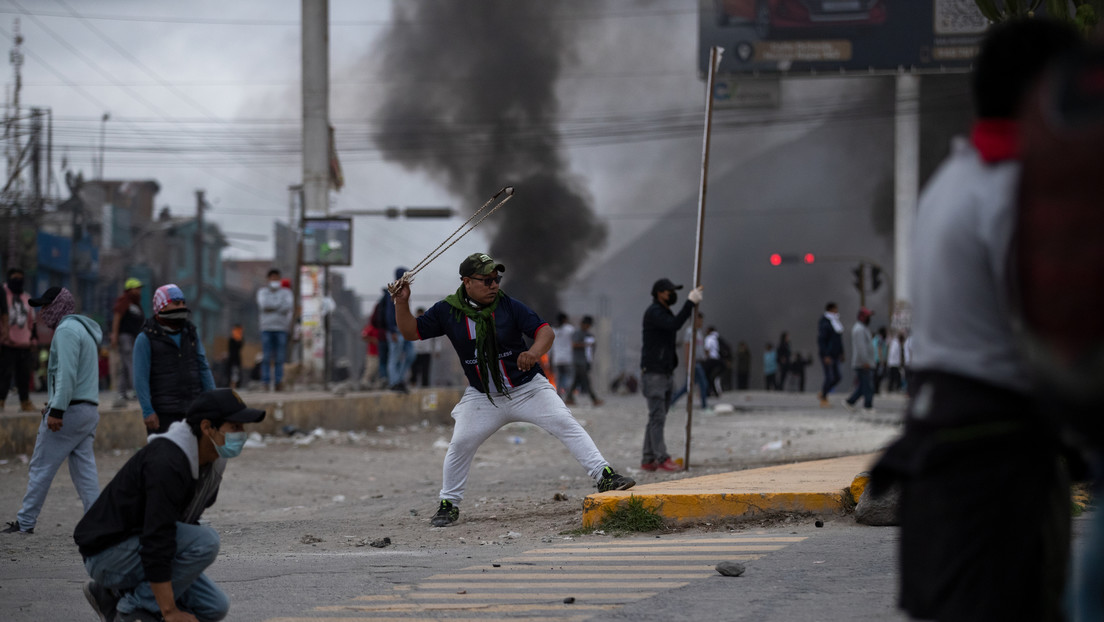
[
  {"xmin": 431, "ymin": 500, "xmax": 459, "ymax": 527},
  {"xmin": 597, "ymin": 466, "xmax": 636, "ymax": 493},
  {"xmin": 115, "ymin": 608, "xmax": 163, "ymax": 622},
  {"xmin": 2, "ymin": 520, "xmax": 32, "ymax": 534},
  {"xmin": 83, "ymin": 581, "xmax": 120, "ymax": 622}
]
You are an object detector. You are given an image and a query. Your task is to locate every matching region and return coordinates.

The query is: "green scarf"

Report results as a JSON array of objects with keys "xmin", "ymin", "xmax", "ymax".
[{"xmin": 445, "ymin": 286, "xmax": 509, "ymax": 404}]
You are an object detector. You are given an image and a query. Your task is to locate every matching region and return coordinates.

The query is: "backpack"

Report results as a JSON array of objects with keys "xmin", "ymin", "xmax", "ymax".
[
  {"xmin": 370, "ymin": 295, "xmax": 387, "ymax": 330},
  {"xmin": 1015, "ymin": 47, "xmax": 1104, "ymax": 428}
]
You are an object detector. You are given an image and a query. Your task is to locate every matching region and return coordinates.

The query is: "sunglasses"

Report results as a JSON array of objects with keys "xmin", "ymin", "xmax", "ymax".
[{"xmin": 466, "ymin": 275, "xmax": 502, "ymax": 286}]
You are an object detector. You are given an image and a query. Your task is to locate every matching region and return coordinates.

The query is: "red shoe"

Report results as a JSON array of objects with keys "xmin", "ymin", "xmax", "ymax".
[
  {"xmin": 656, "ymin": 458, "xmax": 681, "ymax": 472},
  {"xmin": 640, "ymin": 461, "xmax": 658, "ymax": 472}
]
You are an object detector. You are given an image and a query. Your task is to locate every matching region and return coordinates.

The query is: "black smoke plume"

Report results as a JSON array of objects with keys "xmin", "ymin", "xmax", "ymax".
[{"xmin": 371, "ymin": 0, "xmax": 606, "ymax": 315}]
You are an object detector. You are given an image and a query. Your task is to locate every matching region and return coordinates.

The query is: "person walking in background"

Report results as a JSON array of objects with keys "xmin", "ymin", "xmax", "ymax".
[
  {"xmin": 868, "ymin": 20, "xmax": 1083, "ymax": 622},
  {"xmin": 134, "ymin": 284, "xmax": 216, "ymax": 436},
  {"xmin": 0, "ymin": 268, "xmax": 36, "ymax": 412},
  {"xmin": 227, "ymin": 324, "xmax": 244, "ymax": 389},
  {"xmin": 702, "ymin": 325, "xmax": 723, "ymax": 397},
  {"xmin": 3, "ymin": 286, "xmax": 100, "ymax": 535},
  {"xmin": 817, "ymin": 302, "xmax": 845, "ymax": 407},
  {"xmin": 763, "ymin": 342, "xmax": 778, "ymax": 390},
  {"xmin": 384, "ymin": 266, "xmax": 416, "ymax": 393},
  {"xmin": 570, "ymin": 315, "xmax": 603, "ymax": 407},
  {"xmin": 792, "ymin": 351, "xmax": 812, "ymax": 392},
  {"xmin": 735, "ymin": 341, "xmax": 750, "ymax": 390},
  {"xmin": 361, "ymin": 314, "xmax": 383, "ymax": 390},
  {"xmin": 872, "ymin": 326, "xmax": 888, "ymax": 394},
  {"xmin": 640, "ymin": 277, "xmax": 703, "ymax": 472},
  {"xmin": 840, "ymin": 307, "xmax": 876, "ymax": 412},
  {"xmin": 671, "ymin": 312, "xmax": 709, "ymax": 410},
  {"xmin": 886, "ymin": 332, "xmax": 904, "ymax": 392},
  {"xmin": 109, "ymin": 278, "xmax": 144, "ymax": 408},
  {"xmin": 550, "ymin": 312, "xmax": 576, "ymax": 403},
  {"xmin": 257, "ymin": 268, "xmax": 293, "ymax": 392},
  {"xmin": 409, "ymin": 307, "xmax": 435, "ymax": 388},
  {"xmin": 391, "ymin": 253, "xmax": 635, "ymax": 527},
  {"xmin": 775, "ymin": 331, "xmax": 792, "ymax": 390}
]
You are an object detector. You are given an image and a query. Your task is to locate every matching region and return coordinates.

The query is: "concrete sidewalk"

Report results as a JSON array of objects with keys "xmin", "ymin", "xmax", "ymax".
[{"xmin": 582, "ymin": 453, "xmax": 878, "ymax": 527}]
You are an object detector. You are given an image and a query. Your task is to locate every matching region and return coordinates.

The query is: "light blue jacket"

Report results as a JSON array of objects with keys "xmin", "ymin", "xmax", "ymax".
[{"xmin": 47, "ymin": 315, "xmax": 103, "ymax": 414}]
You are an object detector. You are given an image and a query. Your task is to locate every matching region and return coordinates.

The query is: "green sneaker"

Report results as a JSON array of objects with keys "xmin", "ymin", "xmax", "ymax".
[
  {"xmin": 597, "ymin": 466, "xmax": 636, "ymax": 493},
  {"xmin": 431, "ymin": 500, "xmax": 459, "ymax": 527}
]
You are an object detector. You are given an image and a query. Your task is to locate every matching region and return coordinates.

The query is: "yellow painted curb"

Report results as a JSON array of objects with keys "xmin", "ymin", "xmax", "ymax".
[{"xmin": 581, "ymin": 490, "xmax": 847, "ymax": 528}]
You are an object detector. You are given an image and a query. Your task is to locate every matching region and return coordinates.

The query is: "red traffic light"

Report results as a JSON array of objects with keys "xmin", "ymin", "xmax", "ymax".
[
  {"xmin": 803, "ymin": 253, "xmax": 815, "ymax": 264},
  {"xmin": 769, "ymin": 253, "xmax": 782, "ymax": 266}
]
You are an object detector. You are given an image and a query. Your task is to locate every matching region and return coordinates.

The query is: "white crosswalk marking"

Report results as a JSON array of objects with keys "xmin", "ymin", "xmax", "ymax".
[{"xmin": 265, "ymin": 534, "xmax": 806, "ymax": 621}]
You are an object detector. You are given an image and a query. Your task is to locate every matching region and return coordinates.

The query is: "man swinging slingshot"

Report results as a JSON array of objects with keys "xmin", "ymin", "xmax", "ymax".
[{"xmin": 388, "ymin": 190, "xmax": 634, "ymax": 527}]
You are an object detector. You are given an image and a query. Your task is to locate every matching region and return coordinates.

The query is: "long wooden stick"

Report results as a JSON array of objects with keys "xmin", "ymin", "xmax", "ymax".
[{"xmin": 684, "ymin": 45, "xmax": 723, "ymax": 471}]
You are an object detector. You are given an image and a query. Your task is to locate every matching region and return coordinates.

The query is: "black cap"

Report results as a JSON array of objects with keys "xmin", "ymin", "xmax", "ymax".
[
  {"xmin": 28, "ymin": 286, "xmax": 63, "ymax": 307},
  {"xmin": 651, "ymin": 278, "xmax": 683, "ymax": 296},
  {"xmin": 186, "ymin": 389, "xmax": 266, "ymax": 426},
  {"xmin": 459, "ymin": 253, "xmax": 506, "ymax": 277}
]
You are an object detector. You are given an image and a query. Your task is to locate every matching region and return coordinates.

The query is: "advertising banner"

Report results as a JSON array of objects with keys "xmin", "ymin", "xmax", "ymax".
[
  {"xmin": 700, "ymin": 0, "xmax": 989, "ymax": 75},
  {"xmin": 302, "ymin": 218, "xmax": 353, "ymax": 266}
]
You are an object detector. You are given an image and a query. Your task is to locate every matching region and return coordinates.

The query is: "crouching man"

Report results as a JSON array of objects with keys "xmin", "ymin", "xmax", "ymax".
[{"xmin": 74, "ymin": 389, "xmax": 265, "ymax": 622}]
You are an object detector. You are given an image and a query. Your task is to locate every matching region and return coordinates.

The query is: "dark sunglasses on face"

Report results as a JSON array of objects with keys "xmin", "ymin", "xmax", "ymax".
[{"xmin": 467, "ymin": 275, "xmax": 502, "ymax": 286}]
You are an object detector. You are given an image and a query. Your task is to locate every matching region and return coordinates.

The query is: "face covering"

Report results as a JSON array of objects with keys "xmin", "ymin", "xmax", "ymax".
[
  {"xmin": 7, "ymin": 278, "xmax": 23, "ymax": 294},
  {"xmin": 41, "ymin": 288, "xmax": 77, "ymax": 329},
  {"xmin": 269, "ymin": 280, "xmax": 281, "ymax": 289},
  {"xmin": 157, "ymin": 307, "xmax": 189, "ymax": 332},
  {"xmin": 667, "ymin": 291, "xmax": 678, "ymax": 305},
  {"xmin": 211, "ymin": 429, "xmax": 247, "ymax": 459}
]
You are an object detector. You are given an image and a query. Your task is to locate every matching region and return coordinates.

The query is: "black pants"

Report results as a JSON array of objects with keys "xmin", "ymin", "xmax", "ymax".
[
  {"xmin": 0, "ymin": 345, "xmax": 32, "ymax": 402},
  {"xmin": 409, "ymin": 353, "xmax": 431, "ymax": 387},
  {"xmin": 570, "ymin": 362, "xmax": 599, "ymax": 403},
  {"xmin": 147, "ymin": 412, "xmax": 185, "ymax": 436},
  {"xmin": 873, "ymin": 372, "xmax": 1070, "ymax": 622},
  {"xmin": 736, "ymin": 372, "xmax": 748, "ymax": 390}
]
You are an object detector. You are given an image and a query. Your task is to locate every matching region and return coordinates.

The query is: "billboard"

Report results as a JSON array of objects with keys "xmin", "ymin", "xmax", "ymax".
[
  {"xmin": 700, "ymin": 0, "xmax": 989, "ymax": 75},
  {"xmin": 301, "ymin": 218, "xmax": 353, "ymax": 266}
]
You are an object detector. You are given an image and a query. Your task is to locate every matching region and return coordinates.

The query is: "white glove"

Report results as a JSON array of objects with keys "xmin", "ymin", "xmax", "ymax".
[{"xmin": 687, "ymin": 286, "xmax": 703, "ymax": 305}]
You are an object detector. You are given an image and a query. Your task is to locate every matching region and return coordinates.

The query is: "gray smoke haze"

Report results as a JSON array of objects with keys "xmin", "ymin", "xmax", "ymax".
[{"xmin": 371, "ymin": 0, "xmax": 606, "ymax": 314}]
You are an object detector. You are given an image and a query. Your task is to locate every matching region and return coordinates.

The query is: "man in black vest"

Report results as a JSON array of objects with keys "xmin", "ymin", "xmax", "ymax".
[{"xmin": 133, "ymin": 284, "xmax": 215, "ymax": 435}]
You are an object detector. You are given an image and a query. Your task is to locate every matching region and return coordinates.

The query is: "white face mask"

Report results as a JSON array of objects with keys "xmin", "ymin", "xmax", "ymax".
[{"xmin": 269, "ymin": 280, "xmax": 281, "ymax": 289}]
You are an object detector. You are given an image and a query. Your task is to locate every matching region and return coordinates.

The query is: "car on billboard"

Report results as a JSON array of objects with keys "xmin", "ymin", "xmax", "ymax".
[{"xmin": 715, "ymin": 0, "xmax": 888, "ymax": 38}]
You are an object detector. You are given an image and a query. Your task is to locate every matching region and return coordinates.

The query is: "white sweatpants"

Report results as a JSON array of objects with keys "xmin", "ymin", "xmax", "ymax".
[{"xmin": 439, "ymin": 374, "xmax": 608, "ymax": 503}]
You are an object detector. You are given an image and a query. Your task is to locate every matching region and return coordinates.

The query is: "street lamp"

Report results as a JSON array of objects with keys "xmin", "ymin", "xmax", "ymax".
[{"xmin": 98, "ymin": 112, "xmax": 110, "ymax": 179}]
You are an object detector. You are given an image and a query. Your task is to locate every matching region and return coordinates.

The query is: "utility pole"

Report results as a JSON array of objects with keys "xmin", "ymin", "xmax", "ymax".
[
  {"xmin": 195, "ymin": 190, "xmax": 206, "ymax": 331},
  {"xmin": 302, "ymin": 0, "xmax": 330, "ymax": 384},
  {"xmin": 5, "ymin": 18, "xmax": 23, "ymax": 269}
]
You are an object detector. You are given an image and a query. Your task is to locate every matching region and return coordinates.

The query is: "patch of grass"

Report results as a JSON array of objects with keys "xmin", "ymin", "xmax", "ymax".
[
  {"xmin": 597, "ymin": 495, "xmax": 668, "ymax": 534},
  {"xmin": 840, "ymin": 487, "xmax": 857, "ymax": 513}
]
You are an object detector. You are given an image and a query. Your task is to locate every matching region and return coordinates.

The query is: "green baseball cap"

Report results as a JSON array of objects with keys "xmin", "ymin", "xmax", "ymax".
[
  {"xmin": 459, "ymin": 253, "xmax": 506, "ymax": 277},
  {"xmin": 124, "ymin": 278, "xmax": 143, "ymax": 290}
]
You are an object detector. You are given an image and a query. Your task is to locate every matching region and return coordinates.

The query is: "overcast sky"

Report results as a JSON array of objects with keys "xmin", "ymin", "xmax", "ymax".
[{"xmin": 1, "ymin": 0, "xmax": 728, "ymax": 312}]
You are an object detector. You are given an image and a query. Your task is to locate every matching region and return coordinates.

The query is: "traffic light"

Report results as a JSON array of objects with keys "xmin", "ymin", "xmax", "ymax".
[
  {"xmin": 870, "ymin": 266, "xmax": 883, "ymax": 291},
  {"xmin": 852, "ymin": 264, "xmax": 865, "ymax": 292},
  {"xmin": 769, "ymin": 253, "xmax": 815, "ymax": 266}
]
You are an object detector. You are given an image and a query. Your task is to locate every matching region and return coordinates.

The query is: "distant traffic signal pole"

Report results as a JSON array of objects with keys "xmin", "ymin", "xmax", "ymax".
[{"xmin": 768, "ymin": 252, "xmax": 888, "ymax": 312}]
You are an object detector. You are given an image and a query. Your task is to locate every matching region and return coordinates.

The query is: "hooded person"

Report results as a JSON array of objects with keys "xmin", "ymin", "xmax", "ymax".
[
  {"xmin": 133, "ymin": 284, "xmax": 216, "ymax": 435},
  {"xmin": 0, "ymin": 267, "xmax": 37, "ymax": 412},
  {"xmin": 4, "ymin": 286, "xmax": 102, "ymax": 535},
  {"xmin": 75, "ymin": 388, "xmax": 265, "ymax": 622}
]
